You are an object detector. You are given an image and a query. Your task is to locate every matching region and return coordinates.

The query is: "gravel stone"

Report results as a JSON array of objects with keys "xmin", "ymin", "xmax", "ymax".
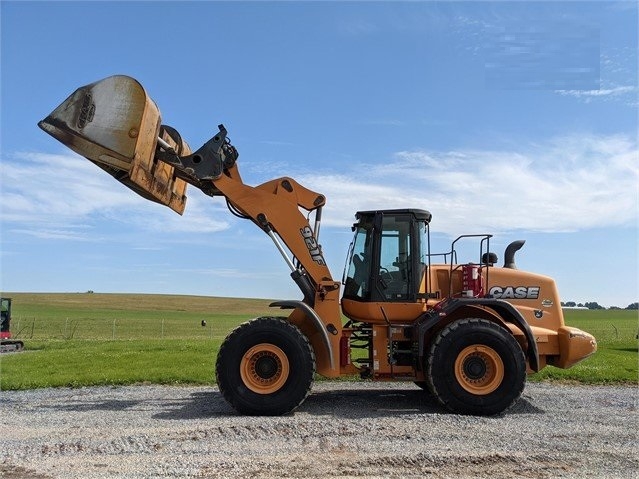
[{"xmin": 1, "ymin": 382, "xmax": 637, "ymax": 478}]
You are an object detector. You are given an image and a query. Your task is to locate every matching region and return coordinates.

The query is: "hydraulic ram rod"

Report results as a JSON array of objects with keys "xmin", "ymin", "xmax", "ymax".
[
  {"xmin": 157, "ymin": 136, "xmax": 173, "ymax": 151},
  {"xmin": 265, "ymin": 229, "xmax": 297, "ymax": 273}
]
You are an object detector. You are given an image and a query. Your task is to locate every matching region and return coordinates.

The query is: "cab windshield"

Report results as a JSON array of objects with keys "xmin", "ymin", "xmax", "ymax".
[{"xmin": 343, "ymin": 223, "xmax": 373, "ymax": 300}]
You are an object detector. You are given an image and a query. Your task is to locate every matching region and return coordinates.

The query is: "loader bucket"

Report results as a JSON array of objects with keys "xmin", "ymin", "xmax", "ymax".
[{"xmin": 38, "ymin": 75, "xmax": 188, "ymax": 214}]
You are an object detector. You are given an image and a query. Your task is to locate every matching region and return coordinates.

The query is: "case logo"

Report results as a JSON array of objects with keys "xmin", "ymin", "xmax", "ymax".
[{"xmin": 489, "ymin": 286, "xmax": 540, "ymax": 299}]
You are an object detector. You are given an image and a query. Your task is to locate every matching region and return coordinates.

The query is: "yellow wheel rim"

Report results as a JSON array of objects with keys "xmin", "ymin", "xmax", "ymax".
[
  {"xmin": 240, "ymin": 343, "xmax": 289, "ymax": 394},
  {"xmin": 454, "ymin": 345, "xmax": 504, "ymax": 395}
]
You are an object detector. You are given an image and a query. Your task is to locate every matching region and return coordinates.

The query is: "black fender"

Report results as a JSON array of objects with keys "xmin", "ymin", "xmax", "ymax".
[
  {"xmin": 269, "ymin": 300, "xmax": 336, "ymax": 370},
  {"xmin": 416, "ymin": 298, "xmax": 540, "ymax": 372}
]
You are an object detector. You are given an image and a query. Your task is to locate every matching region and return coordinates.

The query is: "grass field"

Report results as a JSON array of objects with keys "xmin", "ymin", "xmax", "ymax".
[
  {"xmin": 529, "ymin": 308, "xmax": 638, "ymax": 384},
  {"xmin": 3, "ymin": 293, "xmax": 274, "ymax": 341},
  {"xmin": 1, "ymin": 292, "xmax": 637, "ymax": 390}
]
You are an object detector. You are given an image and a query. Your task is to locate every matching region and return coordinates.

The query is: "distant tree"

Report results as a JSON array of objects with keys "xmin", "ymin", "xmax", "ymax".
[
  {"xmin": 577, "ymin": 303, "xmax": 584, "ymax": 308},
  {"xmin": 609, "ymin": 306, "xmax": 621, "ymax": 310},
  {"xmin": 584, "ymin": 302, "xmax": 604, "ymax": 310},
  {"xmin": 565, "ymin": 301, "xmax": 576, "ymax": 307},
  {"xmin": 626, "ymin": 302, "xmax": 638, "ymax": 310}
]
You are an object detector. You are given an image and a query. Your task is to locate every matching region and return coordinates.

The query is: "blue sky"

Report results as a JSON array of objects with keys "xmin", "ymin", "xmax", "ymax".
[{"xmin": 1, "ymin": 1, "xmax": 637, "ymax": 307}]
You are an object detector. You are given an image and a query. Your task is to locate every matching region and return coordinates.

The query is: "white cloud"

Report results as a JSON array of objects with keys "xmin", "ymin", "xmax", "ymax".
[
  {"xmin": 0, "ymin": 152, "xmax": 230, "ymax": 240},
  {"xmin": 3, "ymin": 135, "xmax": 637, "ymax": 243},
  {"xmin": 138, "ymin": 193, "xmax": 230, "ymax": 234},
  {"xmin": 555, "ymin": 85, "xmax": 636, "ymax": 101},
  {"xmin": 173, "ymin": 267, "xmax": 280, "ymax": 280},
  {"xmin": 9, "ymin": 227, "xmax": 96, "ymax": 241},
  {"xmin": 1, "ymin": 152, "xmax": 137, "ymax": 221},
  {"xmin": 298, "ymin": 134, "xmax": 638, "ymax": 236}
]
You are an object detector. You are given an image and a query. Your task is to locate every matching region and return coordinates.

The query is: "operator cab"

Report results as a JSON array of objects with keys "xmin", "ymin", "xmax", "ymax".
[{"xmin": 342, "ymin": 209, "xmax": 432, "ymax": 322}]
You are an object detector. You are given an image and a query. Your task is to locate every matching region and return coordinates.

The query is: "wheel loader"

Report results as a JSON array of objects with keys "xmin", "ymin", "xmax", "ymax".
[{"xmin": 38, "ymin": 75, "xmax": 597, "ymax": 416}]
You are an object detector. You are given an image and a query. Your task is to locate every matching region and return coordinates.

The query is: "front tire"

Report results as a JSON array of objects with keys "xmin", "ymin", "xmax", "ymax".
[
  {"xmin": 216, "ymin": 317, "xmax": 315, "ymax": 416},
  {"xmin": 426, "ymin": 318, "xmax": 526, "ymax": 416}
]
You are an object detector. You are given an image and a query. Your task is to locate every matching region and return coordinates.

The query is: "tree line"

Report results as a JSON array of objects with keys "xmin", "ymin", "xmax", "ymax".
[{"xmin": 561, "ymin": 301, "xmax": 638, "ymax": 310}]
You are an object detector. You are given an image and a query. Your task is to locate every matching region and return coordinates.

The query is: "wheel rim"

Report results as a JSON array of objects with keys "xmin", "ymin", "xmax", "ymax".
[
  {"xmin": 454, "ymin": 345, "xmax": 504, "ymax": 395},
  {"xmin": 240, "ymin": 343, "xmax": 289, "ymax": 394}
]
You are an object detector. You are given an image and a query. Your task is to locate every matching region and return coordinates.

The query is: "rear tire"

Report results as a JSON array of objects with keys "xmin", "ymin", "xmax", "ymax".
[
  {"xmin": 426, "ymin": 318, "xmax": 526, "ymax": 416},
  {"xmin": 216, "ymin": 317, "xmax": 315, "ymax": 416}
]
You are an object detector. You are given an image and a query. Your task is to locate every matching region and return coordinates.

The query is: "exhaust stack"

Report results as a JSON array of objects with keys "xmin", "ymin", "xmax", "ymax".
[
  {"xmin": 503, "ymin": 240, "xmax": 525, "ymax": 269},
  {"xmin": 38, "ymin": 75, "xmax": 188, "ymax": 214}
]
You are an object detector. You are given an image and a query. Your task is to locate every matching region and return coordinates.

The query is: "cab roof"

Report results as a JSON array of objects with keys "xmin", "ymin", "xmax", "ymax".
[{"xmin": 355, "ymin": 208, "xmax": 432, "ymax": 223}]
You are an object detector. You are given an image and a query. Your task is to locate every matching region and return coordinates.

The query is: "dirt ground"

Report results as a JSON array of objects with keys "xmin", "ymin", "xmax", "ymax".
[{"xmin": 1, "ymin": 381, "xmax": 637, "ymax": 478}]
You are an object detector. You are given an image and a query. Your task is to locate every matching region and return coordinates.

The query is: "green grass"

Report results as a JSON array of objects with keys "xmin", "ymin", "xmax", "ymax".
[
  {"xmin": 1, "ymin": 293, "xmax": 266, "ymax": 390},
  {"xmin": 529, "ymin": 308, "xmax": 638, "ymax": 384},
  {"xmin": 2, "ymin": 340, "xmax": 220, "ymax": 389},
  {"xmin": 529, "ymin": 341, "xmax": 637, "ymax": 384},
  {"xmin": 0, "ymin": 293, "xmax": 637, "ymax": 390},
  {"xmin": 5, "ymin": 292, "xmax": 273, "ymax": 341}
]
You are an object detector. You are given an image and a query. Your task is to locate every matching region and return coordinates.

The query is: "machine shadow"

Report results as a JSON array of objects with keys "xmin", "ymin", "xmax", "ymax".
[
  {"xmin": 298, "ymin": 387, "xmax": 544, "ymax": 417},
  {"xmin": 152, "ymin": 391, "xmax": 236, "ymax": 420},
  {"xmin": 42, "ymin": 399, "xmax": 143, "ymax": 413},
  {"xmin": 152, "ymin": 386, "xmax": 544, "ymax": 420}
]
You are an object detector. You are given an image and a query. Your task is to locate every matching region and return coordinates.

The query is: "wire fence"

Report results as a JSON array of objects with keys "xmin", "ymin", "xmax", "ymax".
[
  {"xmin": 8, "ymin": 315, "xmax": 638, "ymax": 342},
  {"xmin": 591, "ymin": 324, "xmax": 637, "ymax": 342},
  {"xmin": 10, "ymin": 316, "xmax": 244, "ymax": 341}
]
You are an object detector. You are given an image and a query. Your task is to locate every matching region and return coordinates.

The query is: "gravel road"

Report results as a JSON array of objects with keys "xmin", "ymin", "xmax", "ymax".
[{"xmin": 1, "ymin": 382, "xmax": 637, "ymax": 478}]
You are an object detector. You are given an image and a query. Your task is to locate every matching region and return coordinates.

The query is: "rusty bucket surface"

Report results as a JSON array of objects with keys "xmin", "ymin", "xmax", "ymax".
[{"xmin": 38, "ymin": 75, "xmax": 188, "ymax": 214}]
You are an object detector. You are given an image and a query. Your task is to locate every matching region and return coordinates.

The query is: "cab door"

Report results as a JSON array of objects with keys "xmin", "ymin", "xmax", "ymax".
[{"xmin": 342, "ymin": 210, "xmax": 429, "ymax": 323}]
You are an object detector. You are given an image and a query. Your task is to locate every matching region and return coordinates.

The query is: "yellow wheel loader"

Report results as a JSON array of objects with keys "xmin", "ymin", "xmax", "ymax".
[{"xmin": 39, "ymin": 75, "xmax": 597, "ymax": 416}]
